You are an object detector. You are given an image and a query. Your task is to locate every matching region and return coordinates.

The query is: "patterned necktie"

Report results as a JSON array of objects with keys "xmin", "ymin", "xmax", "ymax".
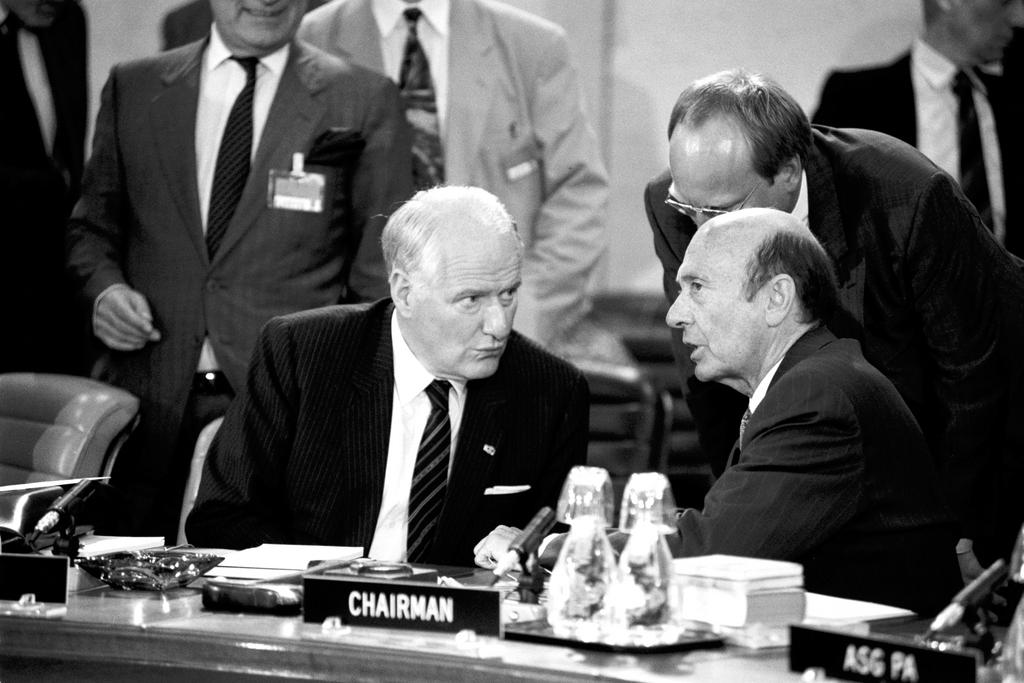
[
  {"xmin": 737, "ymin": 408, "xmax": 752, "ymax": 451},
  {"xmin": 206, "ymin": 56, "xmax": 258, "ymax": 259},
  {"xmin": 399, "ymin": 7, "xmax": 444, "ymax": 190},
  {"xmin": 406, "ymin": 379, "xmax": 451, "ymax": 562},
  {"xmin": 953, "ymin": 70, "xmax": 992, "ymax": 229}
]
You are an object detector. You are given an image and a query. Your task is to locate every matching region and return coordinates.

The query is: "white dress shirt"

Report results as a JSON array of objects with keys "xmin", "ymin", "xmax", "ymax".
[
  {"xmin": 371, "ymin": 0, "xmax": 450, "ymax": 135},
  {"xmin": 911, "ymin": 38, "xmax": 1005, "ymax": 242},
  {"xmin": 748, "ymin": 358, "xmax": 783, "ymax": 417},
  {"xmin": 193, "ymin": 25, "xmax": 289, "ymax": 372},
  {"xmin": 368, "ymin": 311, "xmax": 467, "ymax": 561}
]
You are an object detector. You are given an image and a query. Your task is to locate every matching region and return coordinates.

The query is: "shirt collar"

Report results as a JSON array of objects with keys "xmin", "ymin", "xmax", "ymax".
[
  {"xmin": 748, "ymin": 358, "xmax": 783, "ymax": 415},
  {"xmin": 913, "ymin": 37, "xmax": 960, "ymax": 91},
  {"xmin": 206, "ymin": 22, "xmax": 291, "ymax": 76},
  {"xmin": 792, "ymin": 169, "xmax": 810, "ymax": 225},
  {"xmin": 391, "ymin": 310, "xmax": 465, "ymax": 406},
  {"xmin": 0, "ymin": 5, "xmax": 9, "ymax": 25},
  {"xmin": 372, "ymin": 0, "xmax": 449, "ymax": 39}
]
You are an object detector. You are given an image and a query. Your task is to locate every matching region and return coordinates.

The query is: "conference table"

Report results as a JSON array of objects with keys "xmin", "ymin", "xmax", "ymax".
[{"xmin": 0, "ymin": 567, "xmax": 807, "ymax": 682}]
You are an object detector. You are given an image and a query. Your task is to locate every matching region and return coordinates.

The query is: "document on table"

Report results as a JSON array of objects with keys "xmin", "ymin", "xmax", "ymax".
[
  {"xmin": 804, "ymin": 592, "xmax": 914, "ymax": 625},
  {"xmin": 205, "ymin": 544, "xmax": 363, "ymax": 581}
]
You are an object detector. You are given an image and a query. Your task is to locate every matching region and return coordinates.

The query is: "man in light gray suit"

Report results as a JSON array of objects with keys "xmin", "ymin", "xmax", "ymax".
[
  {"xmin": 67, "ymin": 0, "xmax": 412, "ymax": 541},
  {"xmin": 299, "ymin": 0, "xmax": 613, "ymax": 358}
]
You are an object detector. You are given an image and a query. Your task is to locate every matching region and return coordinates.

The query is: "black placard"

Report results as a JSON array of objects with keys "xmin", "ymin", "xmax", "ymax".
[
  {"xmin": 789, "ymin": 625, "xmax": 977, "ymax": 682},
  {"xmin": 0, "ymin": 554, "xmax": 69, "ymax": 604},
  {"xmin": 303, "ymin": 575, "xmax": 502, "ymax": 636}
]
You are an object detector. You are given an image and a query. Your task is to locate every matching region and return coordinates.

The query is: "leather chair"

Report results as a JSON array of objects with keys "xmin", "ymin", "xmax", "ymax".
[
  {"xmin": 580, "ymin": 359, "xmax": 672, "ymax": 516},
  {"xmin": 176, "ymin": 416, "xmax": 223, "ymax": 545},
  {"xmin": 0, "ymin": 373, "xmax": 140, "ymax": 485}
]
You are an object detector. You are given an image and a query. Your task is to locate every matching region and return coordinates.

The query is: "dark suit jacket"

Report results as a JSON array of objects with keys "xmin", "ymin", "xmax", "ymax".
[
  {"xmin": 645, "ymin": 126, "xmax": 1014, "ymax": 554},
  {"xmin": 66, "ymin": 40, "xmax": 411, "ymax": 507},
  {"xmin": 673, "ymin": 327, "xmax": 961, "ymax": 615},
  {"xmin": 0, "ymin": 0, "xmax": 88, "ymax": 373},
  {"xmin": 186, "ymin": 300, "xmax": 589, "ymax": 566},
  {"xmin": 812, "ymin": 43, "xmax": 1024, "ymax": 258}
]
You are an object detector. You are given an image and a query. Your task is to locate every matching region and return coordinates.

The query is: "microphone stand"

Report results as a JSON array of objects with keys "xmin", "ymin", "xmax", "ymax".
[
  {"xmin": 49, "ymin": 512, "xmax": 83, "ymax": 561},
  {"xmin": 515, "ymin": 548, "xmax": 545, "ymax": 604}
]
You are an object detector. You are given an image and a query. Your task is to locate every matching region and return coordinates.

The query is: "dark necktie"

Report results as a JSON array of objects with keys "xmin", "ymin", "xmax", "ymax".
[
  {"xmin": 406, "ymin": 379, "xmax": 451, "ymax": 562},
  {"xmin": 953, "ymin": 70, "xmax": 992, "ymax": 229},
  {"xmin": 206, "ymin": 56, "xmax": 258, "ymax": 259},
  {"xmin": 399, "ymin": 7, "xmax": 444, "ymax": 190},
  {"xmin": 737, "ymin": 408, "xmax": 751, "ymax": 451}
]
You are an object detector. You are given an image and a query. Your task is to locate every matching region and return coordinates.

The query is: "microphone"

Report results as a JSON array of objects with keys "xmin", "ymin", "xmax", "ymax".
[
  {"xmin": 26, "ymin": 479, "xmax": 101, "ymax": 545},
  {"xmin": 491, "ymin": 506, "xmax": 557, "ymax": 578},
  {"xmin": 927, "ymin": 558, "xmax": 1008, "ymax": 635}
]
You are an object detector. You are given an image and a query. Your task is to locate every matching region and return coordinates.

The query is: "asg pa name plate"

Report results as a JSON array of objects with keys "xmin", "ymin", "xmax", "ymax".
[
  {"xmin": 303, "ymin": 576, "xmax": 502, "ymax": 636},
  {"xmin": 789, "ymin": 625, "xmax": 977, "ymax": 683}
]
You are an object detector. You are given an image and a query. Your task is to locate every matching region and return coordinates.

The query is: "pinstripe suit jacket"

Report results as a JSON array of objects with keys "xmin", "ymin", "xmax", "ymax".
[
  {"xmin": 672, "ymin": 327, "xmax": 960, "ymax": 614},
  {"xmin": 186, "ymin": 300, "xmax": 589, "ymax": 566},
  {"xmin": 66, "ymin": 40, "xmax": 412, "ymax": 495},
  {"xmin": 646, "ymin": 126, "xmax": 1012, "ymax": 549}
]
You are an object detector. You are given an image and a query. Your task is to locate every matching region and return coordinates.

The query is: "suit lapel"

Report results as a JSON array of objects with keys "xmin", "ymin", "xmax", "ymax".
[
  {"xmin": 343, "ymin": 306, "xmax": 395, "ymax": 543},
  {"xmin": 151, "ymin": 43, "xmax": 206, "ymax": 262},
  {"xmin": 431, "ymin": 371, "xmax": 506, "ymax": 559},
  {"xmin": 444, "ymin": 0, "xmax": 493, "ymax": 183},
  {"xmin": 211, "ymin": 42, "xmax": 327, "ymax": 264},
  {"xmin": 806, "ymin": 130, "xmax": 866, "ymax": 328}
]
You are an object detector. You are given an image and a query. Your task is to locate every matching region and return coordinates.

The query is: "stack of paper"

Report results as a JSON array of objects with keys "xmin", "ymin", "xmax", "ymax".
[
  {"xmin": 673, "ymin": 554, "xmax": 806, "ymax": 628},
  {"xmin": 206, "ymin": 544, "xmax": 363, "ymax": 581},
  {"xmin": 77, "ymin": 534, "xmax": 166, "ymax": 557}
]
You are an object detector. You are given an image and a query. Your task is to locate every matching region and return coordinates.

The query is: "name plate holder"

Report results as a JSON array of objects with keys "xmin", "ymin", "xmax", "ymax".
[
  {"xmin": 303, "ymin": 573, "xmax": 502, "ymax": 637},
  {"xmin": 0, "ymin": 554, "xmax": 69, "ymax": 618},
  {"xmin": 789, "ymin": 624, "xmax": 978, "ymax": 683}
]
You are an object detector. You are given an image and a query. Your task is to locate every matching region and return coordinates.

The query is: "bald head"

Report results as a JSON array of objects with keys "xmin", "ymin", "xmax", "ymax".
[{"xmin": 666, "ymin": 208, "xmax": 837, "ymax": 394}]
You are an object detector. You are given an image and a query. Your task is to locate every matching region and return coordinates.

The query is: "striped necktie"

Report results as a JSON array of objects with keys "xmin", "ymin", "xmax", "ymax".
[
  {"xmin": 206, "ymin": 56, "xmax": 258, "ymax": 259},
  {"xmin": 406, "ymin": 379, "xmax": 451, "ymax": 562}
]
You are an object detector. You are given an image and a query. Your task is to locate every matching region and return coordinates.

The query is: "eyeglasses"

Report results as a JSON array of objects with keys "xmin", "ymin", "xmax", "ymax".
[{"xmin": 664, "ymin": 181, "xmax": 763, "ymax": 222}]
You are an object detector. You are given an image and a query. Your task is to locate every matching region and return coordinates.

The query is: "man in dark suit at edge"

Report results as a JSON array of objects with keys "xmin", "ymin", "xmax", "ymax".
[
  {"xmin": 814, "ymin": 0, "xmax": 1024, "ymax": 257},
  {"xmin": 187, "ymin": 186, "xmax": 589, "ymax": 566},
  {"xmin": 1, "ymin": 0, "xmax": 89, "ymax": 374},
  {"xmin": 67, "ymin": 0, "xmax": 412, "ymax": 542},
  {"xmin": 643, "ymin": 68, "xmax": 1018, "ymax": 583}
]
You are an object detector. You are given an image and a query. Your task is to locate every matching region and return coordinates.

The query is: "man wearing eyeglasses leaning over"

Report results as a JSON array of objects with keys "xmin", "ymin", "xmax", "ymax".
[{"xmin": 644, "ymin": 68, "xmax": 1024, "ymax": 587}]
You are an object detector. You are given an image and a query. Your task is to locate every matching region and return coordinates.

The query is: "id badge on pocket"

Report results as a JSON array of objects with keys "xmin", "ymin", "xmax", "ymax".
[{"xmin": 268, "ymin": 153, "xmax": 325, "ymax": 213}]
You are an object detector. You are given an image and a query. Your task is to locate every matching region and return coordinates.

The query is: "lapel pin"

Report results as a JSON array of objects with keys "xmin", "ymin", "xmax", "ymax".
[{"xmin": 482, "ymin": 444, "xmax": 496, "ymax": 456}]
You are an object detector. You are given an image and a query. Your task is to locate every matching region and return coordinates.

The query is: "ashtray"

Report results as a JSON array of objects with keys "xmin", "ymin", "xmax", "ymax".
[{"xmin": 76, "ymin": 551, "xmax": 224, "ymax": 591}]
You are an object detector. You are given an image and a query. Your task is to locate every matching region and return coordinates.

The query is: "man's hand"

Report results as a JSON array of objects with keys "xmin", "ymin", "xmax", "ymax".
[
  {"xmin": 94, "ymin": 286, "xmax": 162, "ymax": 351},
  {"xmin": 473, "ymin": 525, "xmax": 520, "ymax": 569}
]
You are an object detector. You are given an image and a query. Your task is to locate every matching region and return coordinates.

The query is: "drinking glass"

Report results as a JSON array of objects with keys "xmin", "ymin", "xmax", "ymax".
[{"xmin": 546, "ymin": 466, "xmax": 618, "ymax": 640}]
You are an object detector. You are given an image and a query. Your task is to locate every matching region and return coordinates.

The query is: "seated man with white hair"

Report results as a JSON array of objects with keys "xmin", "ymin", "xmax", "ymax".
[{"xmin": 187, "ymin": 185, "xmax": 589, "ymax": 567}]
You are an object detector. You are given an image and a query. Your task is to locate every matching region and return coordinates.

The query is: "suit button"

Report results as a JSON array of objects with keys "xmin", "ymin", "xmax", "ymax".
[{"xmin": 206, "ymin": 280, "xmax": 219, "ymax": 292}]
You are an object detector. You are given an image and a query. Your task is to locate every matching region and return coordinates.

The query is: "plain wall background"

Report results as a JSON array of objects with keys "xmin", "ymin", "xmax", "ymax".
[{"xmin": 82, "ymin": 0, "xmax": 922, "ymax": 295}]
